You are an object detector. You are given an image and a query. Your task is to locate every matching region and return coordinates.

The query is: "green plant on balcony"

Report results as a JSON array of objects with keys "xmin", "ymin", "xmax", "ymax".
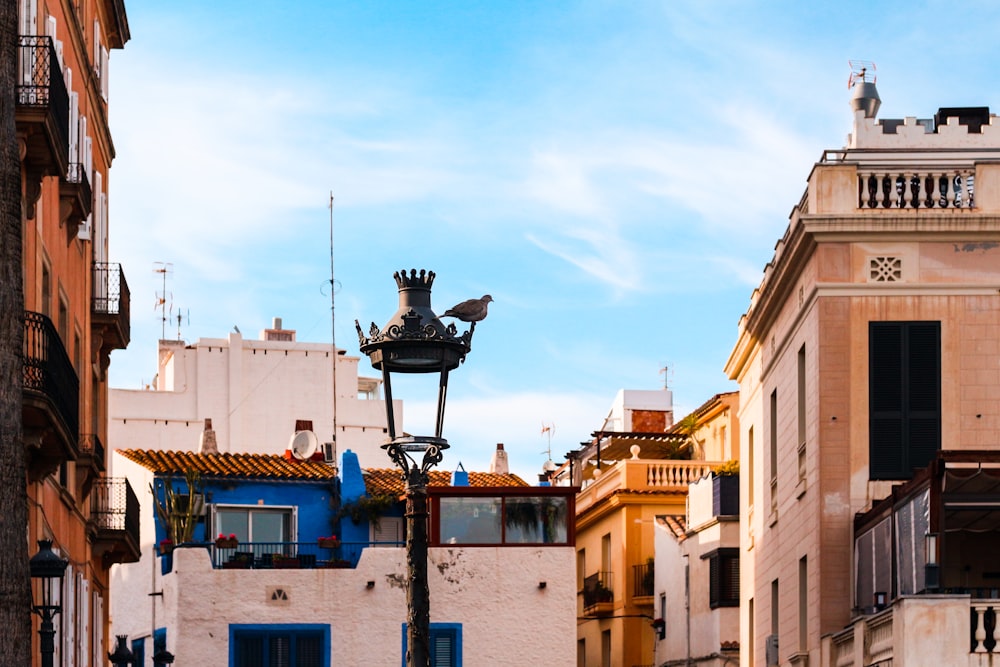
[
  {"xmin": 151, "ymin": 469, "xmax": 204, "ymax": 545},
  {"xmin": 336, "ymin": 493, "xmax": 395, "ymax": 529}
]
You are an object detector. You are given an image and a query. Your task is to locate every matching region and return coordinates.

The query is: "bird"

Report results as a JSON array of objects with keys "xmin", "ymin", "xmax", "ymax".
[{"xmin": 442, "ymin": 295, "xmax": 493, "ymax": 322}]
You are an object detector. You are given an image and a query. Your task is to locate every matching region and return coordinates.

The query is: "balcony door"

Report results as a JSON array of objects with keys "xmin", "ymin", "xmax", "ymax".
[{"xmin": 213, "ymin": 505, "xmax": 294, "ymax": 545}]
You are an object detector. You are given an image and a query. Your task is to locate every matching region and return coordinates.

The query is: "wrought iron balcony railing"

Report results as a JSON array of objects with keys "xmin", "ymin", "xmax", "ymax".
[
  {"xmin": 583, "ymin": 570, "xmax": 614, "ymax": 609},
  {"xmin": 16, "ymin": 35, "xmax": 69, "ymax": 166},
  {"xmin": 633, "ymin": 561, "xmax": 654, "ymax": 598},
  {"xmin": 23, "ymin": 310, "xmax": 79, "ymax": 439},
  {"xmin": 92, "ymin": 262, "xmax": 131, "ymax": 349},
  {"xmin": 90, "ymin": 478, "xmax": 141, "ymax": 564}
]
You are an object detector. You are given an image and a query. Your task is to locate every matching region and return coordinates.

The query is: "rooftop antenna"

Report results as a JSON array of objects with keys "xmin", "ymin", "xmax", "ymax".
[
  {"xmin": 153, "ymin": 262, "xmax": 173, "ymax": 340},
  {"xmin": 327, "ymin": 193, "xmax": 340, "ymax": 472},
  {"xmin": 848, "ymin": 60, "xmax": 880, "ymax": 119},
  {"xmin": 659, "ymin": 363, "xmax": 672, "ymax": 390},
  {"xmin": 540, "ymin": 423, "xmax": 556, "ymax": 474},
  {"xmin": 175, "ymin": 308, "xmax": 189, "ymax": 340}
]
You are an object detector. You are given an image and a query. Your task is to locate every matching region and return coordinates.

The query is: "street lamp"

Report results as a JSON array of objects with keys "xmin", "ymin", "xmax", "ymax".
[
  {"xmin": 356, "ymin": 269, "xmax": 475, "ymax": 667},
  {"xmin": 108, "ymin": 635, "xmax": 135, "ymax": 667},
  {"xmin": 29, "ymin": 539, "xmax": 68, "ymax": 667}
]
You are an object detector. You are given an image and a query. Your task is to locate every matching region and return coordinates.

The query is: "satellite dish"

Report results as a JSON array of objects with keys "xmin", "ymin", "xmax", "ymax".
[{"xmin": 289, "ymin": 430, "xmax": 319, "ymax": 460}]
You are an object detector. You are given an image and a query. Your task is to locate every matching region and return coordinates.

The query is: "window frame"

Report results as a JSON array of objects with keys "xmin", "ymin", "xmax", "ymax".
[
  {"xmin": 400, "ymin": 622, "xmax": 462, "ymax": 667},
  {"xmin": 704, "ymin": 547, "xmax": 740, "ymax": 609},
  {"xmin": 869, "ymin": 321, "xmax": 941, "ymax": 480},
  {"xmin": 230, "ymin": 623, "xmax": 329, "ymax": 667}
]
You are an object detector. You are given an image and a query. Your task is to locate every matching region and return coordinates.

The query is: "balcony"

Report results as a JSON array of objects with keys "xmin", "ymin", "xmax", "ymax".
[
  {"xmin": 22, "ymin": 311, "xmax": 79, "ymax": 480},
  {"xmin": 59, "ymin": 162, "xmax": 93, "ymax": 237},
  {"xmin": 632, "ymin": 560, "xmax": 654, "ymax": 604},
  {"xmin": 825, "ymin": 595, "xmax": 1000, "ymax": 666},
  {"xmin": 89, "ymin": 478, "xmax": 141, "ymax": 565},
  {"xmin": 159, "ymin": 539, "xmax": 400, "ymax": 574},
  {"xmin": 582, "ymin": 570, "xmax": 614, "ymax": 615},
  {"xmin": 15, "ymin": 35, "xmax": 70, "ymax": 217},
  {"xmin": 575, "ymin": 459, "xmax": 722, "ymax": 516},
  {"xmin": 77, "ymin": 434, "xmax": 106, "ymax": 497},
  {"xmin": 92, "ymin": 262, "xmax": 131, "ymax": 354}
]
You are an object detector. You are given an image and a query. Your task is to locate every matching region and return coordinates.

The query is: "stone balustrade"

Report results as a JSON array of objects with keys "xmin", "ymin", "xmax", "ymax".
[{"xmin": 857, "ymin": 169, "xmax": 975, "ymax": 209}]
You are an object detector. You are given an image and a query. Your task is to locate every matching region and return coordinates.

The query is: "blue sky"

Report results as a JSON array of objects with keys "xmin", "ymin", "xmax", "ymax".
[{"xmin": 107, "ymin": 0, "xmax": 1000, "ymax": 480}]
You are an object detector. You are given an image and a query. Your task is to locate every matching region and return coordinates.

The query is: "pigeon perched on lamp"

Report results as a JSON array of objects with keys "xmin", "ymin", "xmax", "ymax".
[{"xmin": 442, "ymin": 295, "xmax": 492, "ymax": 331}]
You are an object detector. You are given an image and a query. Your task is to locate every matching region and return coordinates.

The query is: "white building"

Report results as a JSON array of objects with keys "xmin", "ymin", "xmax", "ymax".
[
  {"xmin": 109, "ymin": 319, "xmax": 399, "ymax": 468},
  {"xmin": 111, "ymin": 447, "xmax": 576, "ymax": 665}
]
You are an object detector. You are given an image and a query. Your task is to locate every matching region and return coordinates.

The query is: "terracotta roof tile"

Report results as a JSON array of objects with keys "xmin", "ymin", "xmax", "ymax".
[
  {"xmin": 118, "ymin": 449, "xmax": 340, "ymax": 480},
  {"xmin": 657, "ymin": 514, "xmax": 688, "ymax": 541},
  {"xmin": 363, "ymin": 468, "xmax": 529, "ymax": 496}
]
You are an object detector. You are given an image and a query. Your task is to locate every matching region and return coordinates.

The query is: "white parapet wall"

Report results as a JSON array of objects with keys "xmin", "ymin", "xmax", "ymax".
[{"xmin": 160, "ymin": 544, "xmax": 575, "ymax": 665}]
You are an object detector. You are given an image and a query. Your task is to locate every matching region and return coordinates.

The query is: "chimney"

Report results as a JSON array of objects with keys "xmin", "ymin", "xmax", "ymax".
[
  {"xmin": 198, "ymin": 418, "xmax": 218, "ymax": 455},
  {"xmin": 489, "ymin": 443, "xmax": 509, "ymax": 475}
]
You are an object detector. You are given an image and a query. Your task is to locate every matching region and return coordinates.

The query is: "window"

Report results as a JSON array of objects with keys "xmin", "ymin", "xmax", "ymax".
[
  {"xmin": 401, "ymin": 623, "xmax": 461, "ymax": 667},
  {"xmin": 577, "ymin": 639, "xmax": 586, "ymax": 667},
  {"xmin": 577, "ymin": 549, "xmax": 586, "ymax": 590},
  {"xmin": 436, "ymin": 495, "xmax": 569, "ymax": 545},
  {"xmin": 747, "ymin": 426, "xmax": 755, "ymax": 505},
  {"xmin": 797, "ymin": 345, "xmax": 807, "ymax": 484},
  {"xmin": 769, "ymin": 390, "xmax": 778, "ymax": 514},
  {"xmin": 231, "ymin": 624, "xmax": 328, "ymax": 667},
  {"xmin": 869, "ymin": 322, "xmax": 941, "ymax": 479},
  {"xmin": 601, "ymin": 629, "xmax": 611, "ymax": 667},
  {"xmin": 706, "ymin": 548, "xmax": 739, "ymax": 608},
  {"xmin": 213, "ymin": 505, "xmax": 294, "ymax": 544},
  {"xmin": 798, "ymin": 556, "xmax": 807, "ymax": 651},
  {"xmin": 131, "ymin": 638, "xmax": 144, "ymax": 666}
]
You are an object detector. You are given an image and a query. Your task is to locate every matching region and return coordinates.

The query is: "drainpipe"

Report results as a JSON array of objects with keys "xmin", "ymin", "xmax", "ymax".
[{"xmin": 685, "ymin": 555, "xmax": 691, "ymax": 666}]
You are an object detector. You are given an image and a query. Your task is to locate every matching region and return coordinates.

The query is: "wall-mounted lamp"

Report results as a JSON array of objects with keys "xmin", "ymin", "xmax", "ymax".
[
  {"xmin": 874, "ymin": 591, "xmax": 887, "ymax": 610},
  {"xmin": 925, "ymin": 533, "xmax": 940, "ymax": 591},
  {"xmin": 538, "ymin": 581, "xmax": 547, "ymax": 589},
  {"xmin": 108, "ymin": 635, "xmax": 135, "ymax": 667}
]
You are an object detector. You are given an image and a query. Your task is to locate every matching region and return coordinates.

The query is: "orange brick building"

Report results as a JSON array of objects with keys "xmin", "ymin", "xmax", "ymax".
[{"xmin": 16, "ymin": 0, "xmax": 137, "ymax": 663}]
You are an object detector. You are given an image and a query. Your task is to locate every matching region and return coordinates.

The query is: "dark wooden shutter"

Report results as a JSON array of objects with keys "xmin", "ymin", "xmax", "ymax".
[{"xmin": 869, "ymin": 322, "xmax": 940, "ymax": 479}]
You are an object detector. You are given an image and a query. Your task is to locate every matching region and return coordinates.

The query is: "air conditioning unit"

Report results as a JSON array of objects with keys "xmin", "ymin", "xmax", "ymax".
[
  {"xmin": 765, "ymin": 634, "xmax": 779, "ymax": 666},
  {"xmin": 322, "ymin": 442, "xmax": 337, "ymax": 464}
]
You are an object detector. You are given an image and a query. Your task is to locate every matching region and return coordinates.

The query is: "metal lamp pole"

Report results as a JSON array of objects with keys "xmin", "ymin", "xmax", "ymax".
[
  {"xmin": 356, "ymin": 269, "xmax": 475, "ymax": 667},
  {"xmin": 29, "ymin": 540, "xmax": 68, "ymax": 667}
]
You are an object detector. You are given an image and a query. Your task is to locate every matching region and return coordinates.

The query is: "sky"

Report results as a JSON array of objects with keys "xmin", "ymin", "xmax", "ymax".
[{"xmin": 106, "ymin": 0, "xmax": 1000, "ymax": 481}]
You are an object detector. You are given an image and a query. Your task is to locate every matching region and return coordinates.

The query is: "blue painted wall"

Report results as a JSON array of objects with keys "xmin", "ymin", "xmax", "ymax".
[{"xmin": 151, "ymin": 475, "xmax": 339, "ymax": 545}]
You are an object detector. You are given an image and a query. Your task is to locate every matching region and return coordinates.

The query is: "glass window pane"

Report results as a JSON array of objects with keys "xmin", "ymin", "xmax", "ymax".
[
  {"xmin": 440, "ymin": 498, "xmax": 502, "ymax": 544},
  {"xmin": 218, "ymin": 510, "xmax": 249, "ymax": 542},
  {"xmin": 505, "ymin": 497, "xmax": 568, "ymax": 544},
  {"xmin": 252, "ymin": 511, "xmax": 288, "ymax": 544}
]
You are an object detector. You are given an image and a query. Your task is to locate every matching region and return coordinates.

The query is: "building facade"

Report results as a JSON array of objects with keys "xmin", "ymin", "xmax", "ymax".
[
  {"xmin": 113, "ymin": 448, "xmax": 576, "ymax": 665},
  {"xmin": 566, "ymin": 390, "xmax": 737, "ymax": 667},
  {"xmin": 16, "ymin": 0, "xmax": 136, "ymax": 663},
  {"xmin": 725, "ymin": 78, "xmax": 1000, "ymax": 666},
  {"xmin": 109, "ymin": 320, "xmax": 398, "ymax": 469}
]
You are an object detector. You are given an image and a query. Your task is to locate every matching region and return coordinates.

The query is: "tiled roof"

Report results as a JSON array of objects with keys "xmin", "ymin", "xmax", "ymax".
[
  {"xmin": 118, "ymin": 449, "xmax": 340, "ymax": 480},
  {"xmin": 363, "ymin": 468, "xmax": 529, "ymax": 496},
  {"xmin": 657, "ymin": 514, "xmax": 688, "ymax": 541}
]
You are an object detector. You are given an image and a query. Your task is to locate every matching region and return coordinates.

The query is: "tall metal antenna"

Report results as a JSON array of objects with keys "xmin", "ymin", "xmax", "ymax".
[
  {"xmin": 153, "ymin": 262, "xmax": 173, "ymax": 340},
  {"xmin": 329, "ymin": 193, "xmax": 339, "ymax": 464}
]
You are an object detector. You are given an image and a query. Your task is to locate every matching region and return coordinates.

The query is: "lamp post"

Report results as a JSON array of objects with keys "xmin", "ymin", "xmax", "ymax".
[
  {"xmin": 108, "ymin": 635, "xmax": 135, "ymax": 667},
  {"xmin": 29, "ymin": 539, "xmax": 68, "ymax": 667},
  {"xmin": 356, "ymin": 269, "xmax": 475, "ymax": 667}
]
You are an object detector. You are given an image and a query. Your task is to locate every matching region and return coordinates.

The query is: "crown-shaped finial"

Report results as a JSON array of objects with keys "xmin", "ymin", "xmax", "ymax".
[{"xmin": 393, "ymin": 269, "xmax": 436, "ymax": 289}]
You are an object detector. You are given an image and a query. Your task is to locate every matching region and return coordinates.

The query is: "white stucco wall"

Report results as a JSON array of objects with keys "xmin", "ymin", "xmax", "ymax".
[
  {"xmin": 108, "ymin": 454, "xmax": 159, "ymax": 661},
  {"xmin": 109, "ymin": 331, "xmax": 401, "ymax": 469},
  {"xmin": 158, "ymin": 544, "xmax": 575, "ymax": 666}
]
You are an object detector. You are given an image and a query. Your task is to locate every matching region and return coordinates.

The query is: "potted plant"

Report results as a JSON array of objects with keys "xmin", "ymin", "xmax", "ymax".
[
  {"xmin": 317, "ymin": 535, "xmax": 340, "ymax": 549},
  {"xmin": 158, "ymin": 538, "xmax": 174, "ymax": 555},
  {"xmin": 215, "ymin": 533, "xmax": 239, "ymax": 549},
  {"xmin": 712, "ymin": 460, "xmax": 739, "ymax": 516},
  {"xmin": 336, "ymin": 493, "xmax": 395, "ymax": 529}
]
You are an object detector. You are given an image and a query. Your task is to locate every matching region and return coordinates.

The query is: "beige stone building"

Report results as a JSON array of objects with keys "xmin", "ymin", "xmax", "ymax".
[
  {"xmin": 562, "ymin": 389, "xmax": 737, "ymax": 667},
  {"xmin": 725, "ymin": 73, "xmax": 1000, "ymax": 666}
]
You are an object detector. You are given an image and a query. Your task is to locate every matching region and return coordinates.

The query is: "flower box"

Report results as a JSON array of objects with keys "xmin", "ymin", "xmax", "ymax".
[
  {"xmin": 215, "ymin": 538, "xmax": 238, "ymax": 549},
  {"xmin": 273, "ymin": 557, "xmax": 300, "ymax": 569},
  {"xmin": 317, "ymin": 538, "xmax": 341, "ymax": 549}
]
